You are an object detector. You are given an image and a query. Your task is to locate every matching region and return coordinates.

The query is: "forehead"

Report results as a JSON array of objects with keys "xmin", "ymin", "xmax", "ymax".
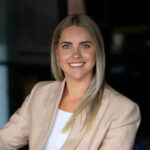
[{"xmin": 59, "ymin": 25, "xmax": 92, "ymax": 41}]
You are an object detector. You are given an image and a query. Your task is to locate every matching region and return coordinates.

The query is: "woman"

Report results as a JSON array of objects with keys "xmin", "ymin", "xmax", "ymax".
[{"xmin": 0, "ymin": 14, "xmax": 141, "ymax": 150}]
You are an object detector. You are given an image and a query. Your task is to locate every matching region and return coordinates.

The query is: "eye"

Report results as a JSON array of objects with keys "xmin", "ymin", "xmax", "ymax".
[
  {"xmin": 81, "ymin": 44, "xmax": 90, "ymax": 48},
  {"xmin": 63, "ymin": 45, "xmax": 70, "ymax": 49}
]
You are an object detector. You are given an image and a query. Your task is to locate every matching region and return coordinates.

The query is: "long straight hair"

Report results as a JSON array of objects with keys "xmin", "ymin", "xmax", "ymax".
[{"xmin": 51, "ymin": 14, "xmax": 106, "ymax": 132}]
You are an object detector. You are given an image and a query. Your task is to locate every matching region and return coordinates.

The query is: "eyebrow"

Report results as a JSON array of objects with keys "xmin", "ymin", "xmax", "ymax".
[
  {"xmin": 60, "ymin": 41, "xmax": 72, "ymax": 45},
  {"xmin": 80, "ymin": 41, "xmax": 93, "ymax": 44},
  {"xmin": 60, "ymin": 41, "xmax": 93, "ymax": 45}
]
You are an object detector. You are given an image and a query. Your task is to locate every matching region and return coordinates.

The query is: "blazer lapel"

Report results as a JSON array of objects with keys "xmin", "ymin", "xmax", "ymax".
[
  {"xmin": 61, "ymin": 110, "xmax": 86, "ymax": 150},
  {"xmin": 35, "ymin": 79, "xmax": 86, "ymax": 150},
  {"xmin": 38, "ymin": 80, "xmax": 66, "ymax": 150}
]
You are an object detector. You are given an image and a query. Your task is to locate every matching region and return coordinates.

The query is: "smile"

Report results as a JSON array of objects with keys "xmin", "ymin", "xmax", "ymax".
[{"xmin": 69, "ymin": 62, "xmax": 85, "ymax": 67}]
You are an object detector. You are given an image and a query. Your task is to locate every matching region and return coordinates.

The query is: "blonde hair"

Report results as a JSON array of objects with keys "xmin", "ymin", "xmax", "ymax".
[{"xmin": 51, "ymin": 14, "xmax": 106, "ymax": 132}]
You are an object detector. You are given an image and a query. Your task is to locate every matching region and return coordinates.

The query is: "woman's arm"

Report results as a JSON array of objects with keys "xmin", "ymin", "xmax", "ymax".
[
  {"xmin": 99, "ymin": 103, "xmax": 141, "ymax": 150},
  {"xmin": 0, "ymin": 94, "xmax": 30, "ymax": 150}
]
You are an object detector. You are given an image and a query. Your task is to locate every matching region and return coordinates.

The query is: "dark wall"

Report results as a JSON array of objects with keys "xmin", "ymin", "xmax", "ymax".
[{"xmin": 86, "ymin": 0, "xmax": 150, "ymax": 138}]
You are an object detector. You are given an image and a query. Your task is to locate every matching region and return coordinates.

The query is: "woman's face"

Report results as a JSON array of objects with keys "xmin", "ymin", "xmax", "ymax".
[{"xmin": 55, "ymin": 25, "xmax": 96, "ymax": 81}]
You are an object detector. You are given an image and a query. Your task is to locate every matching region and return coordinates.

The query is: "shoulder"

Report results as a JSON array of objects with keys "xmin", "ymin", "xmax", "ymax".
[
  {"xmin": 24, "ymin": 80, "xmax": 65, "ymax": 106},
  {"xmin": 103, "ymin": 84, "xmax": 140, "ymax": 119},
  {"xmin": 28, "ymin": 80, "xmax": 65, "ymax": 98},
  {"xmin": 33, "ymin": 80, "xmax": 62, "ymax": 88},
  {"xmin": 104, "ymin": 84, "xmax": 138, "ymax": 108},
  {"xmin": 31, "ymin": 80, "xmax": 63, "ymax": 91}
]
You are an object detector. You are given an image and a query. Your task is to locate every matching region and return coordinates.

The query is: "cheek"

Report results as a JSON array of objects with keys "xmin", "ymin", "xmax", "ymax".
[
  {"xmin": 84, "ymin": 51, "xmax": 96, "ymax": 62},
  {"xmin": 57, "ymin": 51, "xmax": 70, "ymax": 64},
  {"xmin": 89, "ymin": 52, "xmax": 96, "ymax": 68}
]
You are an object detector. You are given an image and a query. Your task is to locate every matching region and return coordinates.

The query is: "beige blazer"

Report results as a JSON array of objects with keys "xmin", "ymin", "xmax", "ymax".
[{"xmin": 0, "ymin": 80, "xmax": 141, "ymax": 150}]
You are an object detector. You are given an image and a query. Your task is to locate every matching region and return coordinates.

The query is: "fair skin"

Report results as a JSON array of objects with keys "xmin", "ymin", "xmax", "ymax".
[{"xmin": 55, "ymin": 25, "xmax": 96, "ymax": 112}]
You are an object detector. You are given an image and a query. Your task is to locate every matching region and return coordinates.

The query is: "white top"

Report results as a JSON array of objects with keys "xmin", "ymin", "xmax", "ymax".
[{"xmin": 43, "ymin": 109, "xmax": 73, "ymax": 150}]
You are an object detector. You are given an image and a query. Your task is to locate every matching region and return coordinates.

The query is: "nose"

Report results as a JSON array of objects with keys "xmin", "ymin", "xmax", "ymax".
[{"xmin": 72, "ymin": 48, "xmax": 81, "ymax": 59}]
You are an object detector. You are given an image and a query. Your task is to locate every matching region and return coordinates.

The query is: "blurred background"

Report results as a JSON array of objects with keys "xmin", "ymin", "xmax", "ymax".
[{"xmin": 0, "ymin": 0, "xmax": 150, "ymax": 149}]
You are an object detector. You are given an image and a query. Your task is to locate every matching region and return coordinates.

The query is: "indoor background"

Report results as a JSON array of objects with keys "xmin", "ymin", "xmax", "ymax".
[{"xmin": 0, "ymin": 0, "xmax": 150, "ymax": 149}]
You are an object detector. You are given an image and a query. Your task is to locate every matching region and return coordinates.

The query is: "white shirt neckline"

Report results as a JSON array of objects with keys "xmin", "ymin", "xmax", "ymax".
[{"xmin": 43, "ymin": 109, "xmax": 73, "ymax": 150}]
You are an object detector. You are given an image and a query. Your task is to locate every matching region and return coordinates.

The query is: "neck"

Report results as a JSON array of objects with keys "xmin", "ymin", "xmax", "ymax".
[{"xmin": 64, "ymin": 77, "xmax": 92, "ymax": 100}]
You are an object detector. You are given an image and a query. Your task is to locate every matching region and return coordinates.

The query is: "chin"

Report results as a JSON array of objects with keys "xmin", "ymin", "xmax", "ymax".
[
  {"xmin": 65, "ymin": 71, "xmax": 93, "ymax": 81},
  {"xmin": 68, "ymin": 74, "xmax": 92, "ymax": 81}
]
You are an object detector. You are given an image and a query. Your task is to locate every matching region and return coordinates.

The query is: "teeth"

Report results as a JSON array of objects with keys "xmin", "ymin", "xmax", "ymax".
[{"xmin": 70, "ymin": 63, "xmax": 84, "ymax": 66}]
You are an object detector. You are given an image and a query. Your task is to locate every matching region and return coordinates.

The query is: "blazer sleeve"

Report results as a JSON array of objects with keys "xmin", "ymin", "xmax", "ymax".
[
  {"xmin": 99, "ymin": 103, "xmax": 141, "ymax": 150},
  {"xmin": 0, "ymin": 94, "xmax": 31, "ymax": 150}
]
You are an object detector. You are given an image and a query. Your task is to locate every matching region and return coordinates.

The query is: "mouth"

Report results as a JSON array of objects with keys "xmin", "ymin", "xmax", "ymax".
[{"xmin": 69, "ymin": 62, "xmax": 85, "ymax": 67}]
